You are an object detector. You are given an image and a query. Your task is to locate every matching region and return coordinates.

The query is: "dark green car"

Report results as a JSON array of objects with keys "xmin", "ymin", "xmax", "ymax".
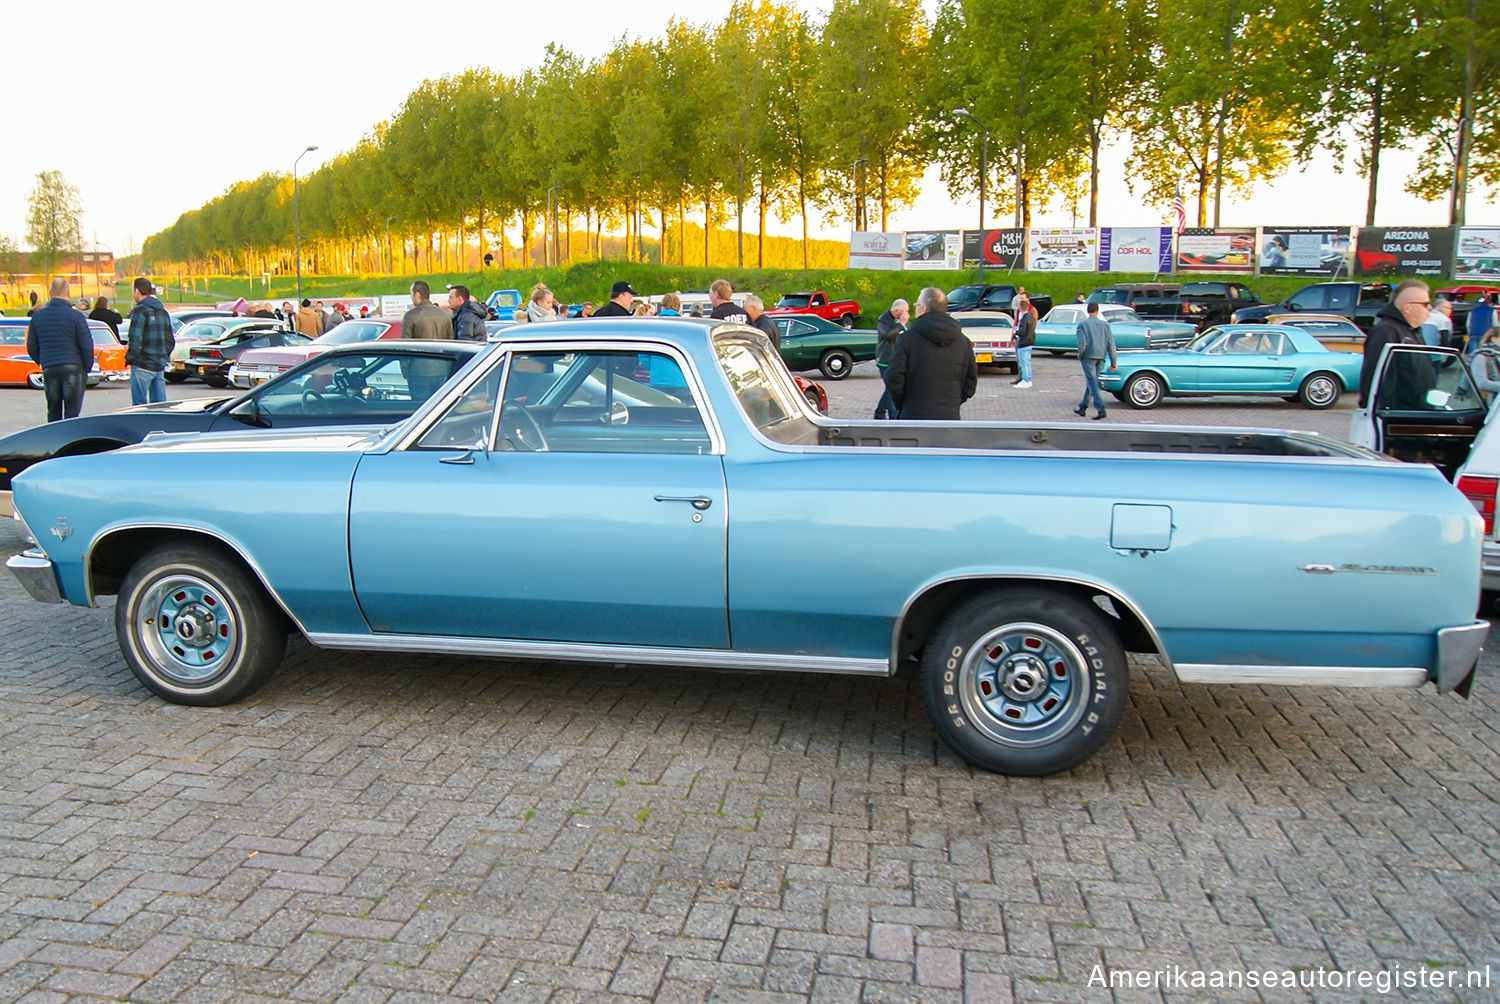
[{"xmin": 770, "ymin": 313, "xmax": 879, "ymax": 379}]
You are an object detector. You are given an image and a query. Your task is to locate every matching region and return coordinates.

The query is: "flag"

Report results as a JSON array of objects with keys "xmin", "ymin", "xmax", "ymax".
[{"xmin": 1172, "ymin": 185, "xmax": 1186, "ymax": 236}]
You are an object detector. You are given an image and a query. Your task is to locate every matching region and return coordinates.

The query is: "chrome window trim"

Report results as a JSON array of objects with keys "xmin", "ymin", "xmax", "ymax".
[
  {"xmin": 306, "ymin": 632, "xmax": 888, "ymax": 676},
  {"xmin": 1174, "ymin": 664, "xmax": 1427, "ymax": 688},
  {"xmin": 389, "ymin": 337, "xmax": 725, "ymax": 456}
]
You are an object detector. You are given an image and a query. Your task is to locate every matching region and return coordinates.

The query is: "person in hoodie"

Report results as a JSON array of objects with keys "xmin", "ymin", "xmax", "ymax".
[
  {"xmin": 447, "ymin": 285, "xmax": 488, "ymax": 341},
  {"xmin": 1358, "ymin": 279, "xmax": 1432, "ymax": 409},
  {"xmin": 883, "ymin": 286, "xmax": 977, "ymax": 421},
  {"xmin": 124, "ymin": 277, "xmax": 174, "ymax": 406}
]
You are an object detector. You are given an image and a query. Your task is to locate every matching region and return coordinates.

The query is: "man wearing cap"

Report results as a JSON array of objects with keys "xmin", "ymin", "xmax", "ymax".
[{"xmin": 593, "ymin": 281, "xmax": 635, "ymax": 317}]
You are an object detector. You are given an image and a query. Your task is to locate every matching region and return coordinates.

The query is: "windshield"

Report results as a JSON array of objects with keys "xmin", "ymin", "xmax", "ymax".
[
  {"xmin": 1105, "ymin": 309, "xmax": 1145, "ymax": 324},
  {"xmin": 1184, "ymin": 327, "xmax": 1226, "ymax": 353},
  {"xmin": 315, "ymin": 321, "xmax": 386, "ymax": 346},
  {"xmin": 89, "ymin": 324, "xmax": 117, "ymax": 346},
  {"xmin": 948, "ymin": 285, "xmax": 983, "ymax": 301},
  {"xmin": 715, "ymin": 337, "xmax": 808, "ymax": 437},
  {"xmin": 776, "ymin": 294, "xmax": 811, "ymax": 308},
  {"xmin": 1089, "ymin": 290, "xmax": 1130, "ymax": 304}
]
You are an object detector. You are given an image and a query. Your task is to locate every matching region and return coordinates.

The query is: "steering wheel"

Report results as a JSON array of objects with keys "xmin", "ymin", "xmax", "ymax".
[
  {"xmin": 497, "ymin": 404, "xmax": 549, "ymax": 452},
  {"xmin": 301, "ymin": 388, "xmax": 329, "ymax": 413}
]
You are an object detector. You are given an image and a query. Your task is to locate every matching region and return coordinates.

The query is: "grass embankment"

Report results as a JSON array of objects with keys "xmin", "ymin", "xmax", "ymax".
[{"xmin": 124, "ymin": 263, "xmax": 1334, "ymax": 328}]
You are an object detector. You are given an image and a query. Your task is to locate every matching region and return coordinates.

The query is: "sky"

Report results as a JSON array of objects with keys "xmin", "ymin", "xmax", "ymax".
[{"xmin": 5, "ymin": 0, "xmax": 1492, "ymax": 261}]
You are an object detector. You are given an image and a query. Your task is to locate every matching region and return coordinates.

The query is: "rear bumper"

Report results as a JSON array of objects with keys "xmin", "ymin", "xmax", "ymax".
[
  {"xmin": 6, "ymin": 549, "xmax": 62, "ymax": 604},
  {"xmin": 1436, "ymin": 619, "xmax": 1489, "ymax": 694},
  {"xmin": 1482, "ymin": 540, "xmax": 1500, "ymax": 592}
]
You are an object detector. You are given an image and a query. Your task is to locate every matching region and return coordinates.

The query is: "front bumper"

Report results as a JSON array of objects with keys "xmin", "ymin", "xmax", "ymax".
[{"xmin": 6, "ymin": 549, "xmax": 62, "ymax": 604}]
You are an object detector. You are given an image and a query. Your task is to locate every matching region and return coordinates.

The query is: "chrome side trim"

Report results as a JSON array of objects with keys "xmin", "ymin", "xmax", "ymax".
[
  {"xmin": 1436, "ymin": 620, "xmax": 1489, "ymax": 693},
  {"xmin": 85, "ymin": 523, "xmax": 314, "ymax": 637},
  {"xmin": 6, "ymin": 550, "xmax": 62, "ymax": 604},
  {"xmin": 1174, "ymin": 664, "xmax": 1428, "ymax": 688},
  {"xmin": 890, "ymin": 573, "xmax": 1174, "ymax": 674},
  {"xmin": 306, "ymin": 632, "xmax": 890, "ymax": 676}
]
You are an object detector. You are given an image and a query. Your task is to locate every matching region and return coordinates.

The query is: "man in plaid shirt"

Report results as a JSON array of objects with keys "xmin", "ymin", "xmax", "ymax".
[{"xmin": 126, "ymin": 277, "xmax": 174, "ymax": 405}]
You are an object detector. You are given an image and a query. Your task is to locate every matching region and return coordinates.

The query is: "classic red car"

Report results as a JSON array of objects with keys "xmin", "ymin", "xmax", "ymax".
[
  {"xmin": 766, "ymin": 291, "xmax": 860, "ymax": 329},
  {"xmin": 230, "ymin": 318, "xmax": 401, "ymax": 388}
]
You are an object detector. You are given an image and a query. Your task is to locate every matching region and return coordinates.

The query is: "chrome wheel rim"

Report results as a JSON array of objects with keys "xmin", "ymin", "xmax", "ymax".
[
  {"xmin": 1305, "ymin": 376, "xmax": 1337, "ymax": 407},
  {"xmin": 826, "ymin": 355, "xmax": 848, "ymax": 376},
  {"xmin": 139, "ymin": 573, "xmax": 241, "ymax": 685},
  {"xmin": 1128, "ymin": 376, "xmax": 1161, "ymax": 407},
  {"xmin": 959, "ymin": 621, "xmax": 1091, "ymax": 748}
]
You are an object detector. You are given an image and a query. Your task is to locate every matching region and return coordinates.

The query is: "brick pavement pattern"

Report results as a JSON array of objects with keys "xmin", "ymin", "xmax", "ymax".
[{"xmin": 0, "ymin": 361, "xmax": 1497, "ymax": 1001}]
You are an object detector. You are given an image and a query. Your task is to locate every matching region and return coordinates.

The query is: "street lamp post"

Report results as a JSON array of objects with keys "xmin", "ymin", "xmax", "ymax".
[
  {"xmin": 384, "ymin": 216, "xmax": 397, "ymax": 277},
  {"xmin": 852, "ymin": 158, "xmax": 869, "ymax": 235},
  {"xmin": 546, "ymin": 186, "xmax": 562, "ymax": 267},
  {"xmin": 292, "ymin": 145, "xmax": 318, "ymax": 303},
  {"xmin": 953, "ymin": 108, "xmax": 993, "ymax": 280}
]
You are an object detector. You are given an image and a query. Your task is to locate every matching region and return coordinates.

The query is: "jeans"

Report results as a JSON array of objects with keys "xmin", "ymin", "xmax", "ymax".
[
  {"xmin": 1017, "ymin": 345, "xmax": 1033, "ymax": 383},
  {"xmin": 43, "ymin": 364, "xmax": 86, "ymax": 422},
  {"xmin": 130, "ymin": 367, "xmax": 166, "ymax": 405},
  {"xmin": 1078, "ymin": 358, "xmax": 1105, "ymax": 413},
  {"xmin": 873, "ymin": 364, "xmax": 897, "ymax": 419}
]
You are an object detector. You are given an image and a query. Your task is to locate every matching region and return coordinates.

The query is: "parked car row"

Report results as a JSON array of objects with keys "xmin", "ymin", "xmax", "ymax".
[{"xmin": 0, "ymin": 318, "xmax": 126, "ymax": 389}]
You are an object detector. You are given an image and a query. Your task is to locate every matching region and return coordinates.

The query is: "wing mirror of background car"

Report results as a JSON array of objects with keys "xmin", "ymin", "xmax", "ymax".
[{"xmin": 1427, "ymin": 389, "xmax": 1451, "ymax": 409}]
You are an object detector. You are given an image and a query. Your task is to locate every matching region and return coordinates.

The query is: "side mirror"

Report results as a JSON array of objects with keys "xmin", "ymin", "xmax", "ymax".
[{"xmin": 1426, "ymin": 388, "xmax": 1452, "ymax": 409}]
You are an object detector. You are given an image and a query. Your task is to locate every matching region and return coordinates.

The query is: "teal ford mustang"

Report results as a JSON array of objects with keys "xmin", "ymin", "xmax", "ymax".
[
  {"xmin": 1033, "ymin": 304, "xmax": 1196, "ymax": 354},
  {"xmin": 1099, "ymin": 324, "xmax": 1363, "ymax": 410}
]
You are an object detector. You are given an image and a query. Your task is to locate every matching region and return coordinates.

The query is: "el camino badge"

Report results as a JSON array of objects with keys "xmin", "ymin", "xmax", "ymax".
[
  {"xmin": 49, "ymin": 519, "xmax": 71, "ymax": 542},
  {"xmin": 1300, "ymin": 563, "xmax": 1436, "ymax": 576}
]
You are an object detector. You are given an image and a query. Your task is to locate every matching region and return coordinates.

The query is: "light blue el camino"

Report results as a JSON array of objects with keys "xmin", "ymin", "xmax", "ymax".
[
  {"xmin": 1099, "ymin": 324, "xmax": 1365, "ymax": 410},
  {"xmin": 1033, "ymin": 303, "xmax": 1197, "ymax": 354},
  {"xmin": 5, "ymin": 319, "xmax": 1488, "ymax": 776}
]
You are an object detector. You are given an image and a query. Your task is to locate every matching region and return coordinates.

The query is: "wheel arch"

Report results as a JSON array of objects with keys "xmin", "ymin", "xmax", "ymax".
[
  {"xmin": 892, "ymin": 574, "xmax": 1166, "ymax": 672},
  {"xmin": 86, "ymin": 524, "xmax": 303, "ymax": 634},
  {"xmin": 1126, "ymin": 367, "xmax": 1172, "ymax": 390}
]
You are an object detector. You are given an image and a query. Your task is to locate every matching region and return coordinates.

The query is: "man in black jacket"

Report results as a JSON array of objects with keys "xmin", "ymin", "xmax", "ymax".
[
  {"xmin": 25, "ymin": 278, "xmax": 94, "ymax": 422},
  {"xmin": 884, "ymin": 287, "xmax": 977, "ymax": 420},
  {"xmin": 1359, "ymin": 279, "xmax": 1431, "ymax": 408},
  {"xmin": 873, "ymin": 298, "xmax": 908, "ymax": 419}
]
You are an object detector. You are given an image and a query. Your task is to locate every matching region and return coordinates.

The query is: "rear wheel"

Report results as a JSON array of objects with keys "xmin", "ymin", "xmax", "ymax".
[
  {"xmin": 1124, "ymin": 372, "xmax": 1164, "ymax": 409},
  {"xmin": 164, "ymin": 372, "xmax": 188, "ymax": 384},
  {"xmin": 25, "ymin": 372, "xmax": 43, "ymax": 389},
  {"xmin": 920, "ymin": 588, "xmax": 1128, "ymax": 776},
  {"xmin": 1298, "ymin": 372, "xmax": 1341, "ymax": 409},
  {"xmin": 838, "ymin": 314, "xmax": 855, "ymax": 330},
  {"xmin": 203, "ymin": 374, "xmax": 229, "ymax": 389},
  {"xmin": 115, "ymin": 543, "xmax": 288, "ymax": 705},
  {"xmin": 819, "ymin": 348, "xmax": 854, "ymax": 380}
]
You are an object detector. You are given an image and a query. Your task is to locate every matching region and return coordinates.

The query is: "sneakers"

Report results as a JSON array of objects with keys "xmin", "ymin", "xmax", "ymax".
[
  {"xmin": 1014, "ymin": 381, "xmax": 1032, "ymax": 389},
  {"xmin": 1073, "ymin": 405, "xmax": 1087, "ymax": 416}
]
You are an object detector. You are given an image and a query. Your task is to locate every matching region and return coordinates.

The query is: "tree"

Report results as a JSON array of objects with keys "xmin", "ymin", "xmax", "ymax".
[{"xmin": 25, "ymin": 170, "xmax": 83, "ymax": 283}]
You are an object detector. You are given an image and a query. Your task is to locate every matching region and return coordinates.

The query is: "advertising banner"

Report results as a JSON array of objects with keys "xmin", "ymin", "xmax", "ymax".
[
  {"xmin": 903, "ymin": 230, "xmax": 961, "ymax": 270},
  {"xmin": 1258, "ymin": 226, "xmax": 1352, "ymax": 276},
  {"xmin": 962, "ymin": 228, "xmax": 1026, "ymax": 269},
  {"xmin": 1354, "ymin": 226, "xmax": 1453, "ymax": 278},
  {"xmin": 1454, "ymin": 227, "xmax": 1500, "ymax": 281},
  {"xmin": 1027, "ymin": 228, "xmax": 1098, "ymax": 272},
  {"xmin": 1099, "ymin": 227, "xmax": 1171, "ymax": 273},
  {"xmin": 848, "ymin": 231, "xmax": 904, "ymax": 270},
  {"xmin": 1175, "ymin": 227, "xmax": 1255, "ymax": 271}
]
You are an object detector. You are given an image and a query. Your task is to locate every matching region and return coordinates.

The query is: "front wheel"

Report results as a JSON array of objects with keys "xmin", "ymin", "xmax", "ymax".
[
  {"xmin": 819, "ymin": 348, "xmax": 854, "ymax": 380},
  {"xmin": 115, "ymin": 543, "xmax": 288, "ymax": 705},
  {"xmin": 1124, "ymin": 372, "xmax": 1164, "ymax": 409},
  {"xmin": 920, "ymin": 588, "xmax": 1128, "ymax": 776},
  {"xmin": 26, "ymin": 372, "xmax": 43, "ymax": 389},
  {"xmin": 1298, "ymin": 372, "xmax": 1341, "ymax": 409},
  {"xmin": 164, "ymin": 371, "xmax": 188, "ymax": 384}
]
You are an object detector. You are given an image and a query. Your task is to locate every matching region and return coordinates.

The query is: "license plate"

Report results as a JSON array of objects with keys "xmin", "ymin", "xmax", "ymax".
[{"xmin": 975, "ymin": 353, "xmax": 992, "ymax": 363}]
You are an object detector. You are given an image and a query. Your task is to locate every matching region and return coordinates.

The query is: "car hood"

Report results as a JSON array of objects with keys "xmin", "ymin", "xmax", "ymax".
[
  {"xmin": 124, "ymin": 397, "xmax": 234, "ymax": 415},
  {"xmin": 126, "ymin": 426, "xmax": 388, "ymax": 456}
]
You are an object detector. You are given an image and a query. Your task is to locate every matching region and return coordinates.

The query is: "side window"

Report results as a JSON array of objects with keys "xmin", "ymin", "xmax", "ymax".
[
  {"xmin": 1288, "ymin": 287, "xmax": 1327, "ymax": 311},
  {"xmin": 789, "ymin": 320, "xmax": 817, "ymax": 337},
  {"xmin": 416, "ymin": 363, "xmax": 503, "ymax": 450},
  {"xmin": 1377, "ymin": 348, "xmax": 1481, "ymax": 412},
  {"xmin": 1272, "ymin": 333, "xmax": 1294, "ymax": 354},
  {"xmin": 1326, "ymin": 286, "xmax": 1355, "ymax": 311}
]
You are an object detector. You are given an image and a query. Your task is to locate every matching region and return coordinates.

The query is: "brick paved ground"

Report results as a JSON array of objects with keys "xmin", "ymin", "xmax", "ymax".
[{"xmin": 0, "ymin": 359, "xmax": 1497, "ymax": 1002}]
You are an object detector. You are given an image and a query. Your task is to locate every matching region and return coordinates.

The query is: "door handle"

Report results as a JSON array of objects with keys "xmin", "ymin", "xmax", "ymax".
[
  {"xmin": 440, "ymin": 450, "xmax": 476, "ymax": 465},
  {"xmin": 654, "ymin": 495, "xmax": 712, "ymax": 510}
]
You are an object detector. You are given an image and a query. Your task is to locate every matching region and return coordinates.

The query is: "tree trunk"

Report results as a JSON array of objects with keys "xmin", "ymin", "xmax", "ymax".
[
  {"xmin": 703, "ymin": 199, "xmax": 710, "ymax": 267},
  {"xmin": 1366, "ymin": 83, "xmax": 1383, "ymax": 226},
  {"xmin": 799, "ymin": 179, "xmax": 809, "ymax": 270},
  {"xmin": 756, "ymin": 175, "xmax": 766, "ymax": 269},
  {"xmin": 678, "ymin": 194, "xmax": 686, "ymax": 266},
  {"xmin": 1088, "ymin": 121, "xmax": 1101, "ymax": 228}
]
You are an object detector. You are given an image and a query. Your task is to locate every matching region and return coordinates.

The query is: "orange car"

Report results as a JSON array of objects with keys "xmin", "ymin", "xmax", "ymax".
[{"xmin": 0, "ymin": 318, "xmax": 125, "ymax": 388}]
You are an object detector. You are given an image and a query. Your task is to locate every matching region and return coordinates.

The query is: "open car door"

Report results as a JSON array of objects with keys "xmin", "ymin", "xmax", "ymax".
[{"xmin": 1349, "ymin": 344, "xmax": 1488, "ymax": 480}]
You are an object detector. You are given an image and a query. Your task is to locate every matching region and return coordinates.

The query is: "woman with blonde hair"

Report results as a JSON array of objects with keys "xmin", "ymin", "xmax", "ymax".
[{"xmin": 526, "ymin": 284, "xmax": 556, "ymax": 322}]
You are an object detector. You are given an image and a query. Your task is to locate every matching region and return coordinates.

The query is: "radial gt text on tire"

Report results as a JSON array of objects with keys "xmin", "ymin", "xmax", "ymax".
[
  {"xmin": 819, "ymin": 348, "xmax": 854, "ymax": 380},
  {"xmin": 1124, "ymin": 372, "xmax": 1165, "ymax": 409},
  {"xmin": 115, "ymin": 542, "xmax": 289, "ymax": 706},
  {"xmin": 919, "ymin": 587, "xmax": 1129, "ymax": 776},
  {"xmin": 1298, "ymin": 372, "xmax": 1341, "ymax": 409}
]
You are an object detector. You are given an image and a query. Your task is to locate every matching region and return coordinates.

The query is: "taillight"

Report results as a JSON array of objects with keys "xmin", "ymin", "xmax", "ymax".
[{"xmin": 1457, "ymin": 475, "xmax": 1498, "ymax": 534}]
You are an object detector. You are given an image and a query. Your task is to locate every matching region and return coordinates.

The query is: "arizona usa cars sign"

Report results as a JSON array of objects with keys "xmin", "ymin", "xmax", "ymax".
[
  {"xmin": 962, "ymin": 228, "xmax": 1026, "ymax": 269},
  {"xmin": 1098, "ymin": 227, "xmax": 1171, "ymax": 273},
  {"xmin": 1027, "ymin": 228, "xmax": 1098, "ymax": 271},
  {"xmin": 1258, "ymin": 226, "xmax": 1353, "ymax": 276},
  {"xmin": 1355, "ymin": 226, "xmax": 1453, "ymax": 278}
]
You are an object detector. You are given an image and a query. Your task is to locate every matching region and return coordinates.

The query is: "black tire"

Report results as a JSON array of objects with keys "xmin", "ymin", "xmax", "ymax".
[
  {"xmin": 1298, "ymin": 372, "xmax": 1341, "ymax": 409},
  {"xmin": 164, "ymin": 372, "xmax": 188, "ymax": 384},
  {"xmin": 203, "ymin": 374, "xmax": 229, "ymax": 389},
  {"xmin": 819, "ymin": 348, "xmax": 854, "ymax": 380},
  {"xmin": 838, "ymin": 314, "xmax": 855, "ymax": 330},
  {"xmin": 1124, "ymin": 372, "xmax": 1164, "ymax": 409},
  {"xmin": 115, "ymin": 543, "xmax": 288, "ymax": 706},
  {"xmin": 919, "ymin": 587, "xmax": 1128, "ymax": 776},
  {"xmin": 803, "ymin": 386, "xmax": 822, "ymax": 410},
  {"xmin": 1111, "ymin": 391, "xmax": 1126, "ymax": 402}
]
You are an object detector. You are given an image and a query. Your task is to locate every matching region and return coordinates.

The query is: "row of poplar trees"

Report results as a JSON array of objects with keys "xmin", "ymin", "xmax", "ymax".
[{"xmin": 141, "ymin": 0, "xmax": 1497, "ymax": 276}]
